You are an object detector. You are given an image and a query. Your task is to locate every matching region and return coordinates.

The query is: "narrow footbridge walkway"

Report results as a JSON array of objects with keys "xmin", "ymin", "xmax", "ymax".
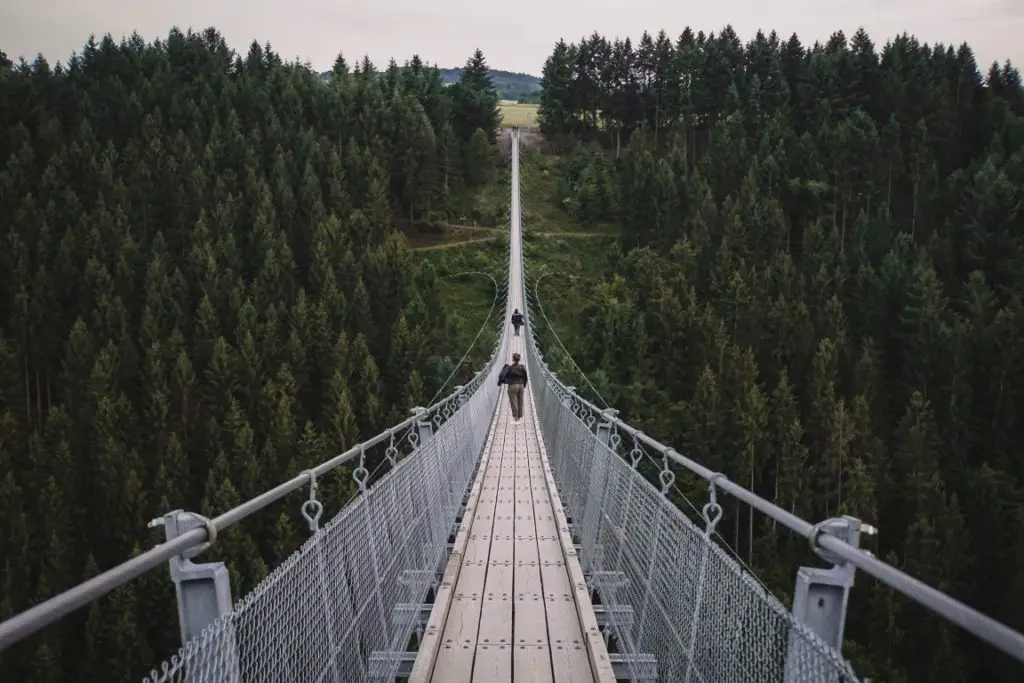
[
  {"xmin": 410, "ymin": 311, "xmax": 613, "ymax": 682},
  {"xmin": 0, "ymin": 130, "xmax": 1022, "ymax": 683}
]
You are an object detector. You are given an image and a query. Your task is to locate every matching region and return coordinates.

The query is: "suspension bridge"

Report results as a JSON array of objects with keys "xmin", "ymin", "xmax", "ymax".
[{"xmin": 1, "ymin": 130, "xmax": 1023, "ymax": 682}]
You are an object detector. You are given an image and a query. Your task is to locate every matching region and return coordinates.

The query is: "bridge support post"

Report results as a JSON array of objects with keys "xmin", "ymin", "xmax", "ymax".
[
  {"xmin": 161, "ymin": 510, "xmax": 234, "ymax": 644},
  {"xmin": 785, "ymin": 515, "xmax": 875, "ymax": 681},
  {"xmin": 594, "ymin": 413, "xmax": 615, "ymax": 445},
  {"xmin": 158, "ymin": 510, "xmax": 239, "ymax": 682},
  {"xmin": 412, "ymin": 406, "xmax": 434, "ymax": 444},
  {"xmin": 580, "ymin": 409, "xmax": 617, "ymax": 575},
  {"xmin": 562, "ymin": 385, "xmax": 576, "ymax": 410},
  {"xmin": 410, "ymin": 405, "xmax": 445, "ymax": 584}
]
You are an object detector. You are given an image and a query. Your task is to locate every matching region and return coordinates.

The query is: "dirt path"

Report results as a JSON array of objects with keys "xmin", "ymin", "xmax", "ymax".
[
  {"xmin": 409, "ymin": 236, "xmax": 501, "ymax": 252},
  {"xmin": 528, "ymin": 231, "xmax": 614, "ymax": 239},
  {"xmin": 442, "ymin": 224, "xmax": 504, "ymax": 233},
  {"xmin": 409, "ymin": 230, "xmax": 614, "ymax": 253}
]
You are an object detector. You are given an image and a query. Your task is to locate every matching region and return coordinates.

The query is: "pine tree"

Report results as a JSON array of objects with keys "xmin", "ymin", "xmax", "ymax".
[{"xmin": 451, "ymin": 49, "xmax": 501, "ymax": 143}]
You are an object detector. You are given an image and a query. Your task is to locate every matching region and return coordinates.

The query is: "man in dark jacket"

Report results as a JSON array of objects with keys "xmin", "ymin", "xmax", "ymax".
[
  {"xmin": 498, "ymin": 352, "xmax": 528, "ymax": 422},
  {"xmin": 511, "ymin": 309, "xmax": 524, "ymax": 336}
]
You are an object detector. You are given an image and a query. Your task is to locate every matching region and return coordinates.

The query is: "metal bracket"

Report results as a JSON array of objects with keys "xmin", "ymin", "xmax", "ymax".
[
  {"xmin": 412, "ymin": 406, "xmax": 434, "ymax": 444},
  {"xmin": 595, "ymin": 410, "xmax": 617, "ymax": 448},
  {"xmin": 397, "ymin": 569, "xmax": 437, "ymax": 590},
  {"xmin": 577, "ymin": 410, "xmax": 617, "ymax": 576},
  {"xmin": 785, "ymin": 515, "xmax": 875, "ymax": 681},
  {"xmin": 590, "ymin": 570, "xmax": 630, "ymax": 593},
  {"xmin": 158, "ymin": 510, "xmax": 235, "ymax": 648}
]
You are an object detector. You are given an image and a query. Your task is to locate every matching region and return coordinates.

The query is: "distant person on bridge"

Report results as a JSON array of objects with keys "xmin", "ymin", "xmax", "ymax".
[
  {"xmin": 511, "ymin": 309, "xmax": 524, "ymax": 336},
  {"xmin": 498, "ymin": 352, "xmax": 528, "ymax": 422}
]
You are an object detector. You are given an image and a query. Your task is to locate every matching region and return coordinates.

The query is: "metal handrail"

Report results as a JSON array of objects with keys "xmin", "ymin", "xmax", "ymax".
[
  {"xmin": 0, "ymin": 352, "xmax": 500, "ymax": 653},
  {"xmin": 543, "ymin": 382, "xmax": 1024, "ymax": 662}
]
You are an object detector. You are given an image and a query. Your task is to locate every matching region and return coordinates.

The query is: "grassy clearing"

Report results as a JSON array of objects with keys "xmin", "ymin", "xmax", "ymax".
[
  {"xmin": 411, "ymin": 140, "xmax": 618, "ymax": 368},
  {"xmin": 518, "ymin": 147, "xmax": 618, "ymax": 236},
  {"xmin": 516, "ymin": 146, "xmax": 619, "ymax": 347},
  {"xmin": 500, "ymin": 102, "xmax": 539, "ymax": 128},
  {"xmin": 523, "ymin": 235, "xmax": 612, "ymax": 343},
  {"xmin": 417, "ymin": 234, "xmax": 508, "ymax": 366}
]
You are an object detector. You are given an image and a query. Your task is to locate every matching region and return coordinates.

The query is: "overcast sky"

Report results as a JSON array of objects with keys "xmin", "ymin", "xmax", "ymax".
[{"xmin": 1, "ymin": 0, "xmax": 1021, "ymax": 76}]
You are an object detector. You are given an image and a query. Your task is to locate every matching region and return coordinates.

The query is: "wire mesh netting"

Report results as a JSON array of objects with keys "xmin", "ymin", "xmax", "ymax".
[
  {"xmin": 144, "ymin": 332, "xmax": 508, "ymax": 683},
  {"xmin": 525, "ymin": 343, "xmax": 860, "ymax": 683}
]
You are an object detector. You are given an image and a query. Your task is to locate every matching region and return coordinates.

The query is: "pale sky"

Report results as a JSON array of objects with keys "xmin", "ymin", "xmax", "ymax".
[{"xmin": 1, "ymin": 0, "xmax": 1021, "ymax": 77}]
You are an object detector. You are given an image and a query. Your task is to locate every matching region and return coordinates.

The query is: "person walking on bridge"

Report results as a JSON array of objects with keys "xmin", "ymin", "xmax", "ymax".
[
  {"xmin": 498, "ymin": 352, "xmax": 528, "ymax": 422},
  {"xmin": 511, "ymin": 309, "xmax": 524, "ymax": 336}
]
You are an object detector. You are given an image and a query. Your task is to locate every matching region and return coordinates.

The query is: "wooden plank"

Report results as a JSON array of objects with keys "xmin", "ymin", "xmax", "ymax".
[
  {"xmin": 534, "ymin": 515, "xmax": 560, "ymax": 536},
  {"xmin": 526, "ymin": 385, "xmax": 617, "ymax": 683},
  {"xmin": 492, "ymin": 514, "xmax": 516, "ymax": 536},
  {"xmin": 431, "ymin": 585, "xmax": 486, "ymax": 677},
  {"xmin": 513, "ymin": 569, "xmax": 547, "ymax": 628},
  {"xmin": 514, "ymin": 562, "xmax": 544, "ymax": 591},
  {"xmin": 464, "ymin": 534, "xmax": 497, "ymax": 564},
  {"xmin": 410, "ymin": 396, "xmax": 503, "ymax": 683},
  {"xmin": 514, "ymin": 645, "xmax": 554, "ymax": 683},
  {"xmin": 473, "ymin": 645, "xmax": 512, "ymax": 681},
  {"xmin": 431, "ymin": 639, "xmax": 475, "ymax": 683},
  {"xmin": 514, "ymin": 531, "xmax": 538, "ymax": 548},
  {"xmin": 487, "ymin": 540, "xmax": 515, "ymax": 562},
  {"xmin": 465, "ymin": 403, "xmax": 516, "ymax": 682},
  {"xmin": 452, "ymin": 563, "xmax": 488, "ymax": 600},
  {"xmin": 477, "ymin": 565, "xmax": 514, "ymax": 645},
  {"xmin": 544, "ymin": 598, "xmax": 594, "ymax": 683},
  {"xmin": 430, "ymin": 411, "xmax": 510, "ymax": 682},
  {"xmin": 472, "ymin": 411, "xmax": 516, "ymax": 681},
  {"xmin": 510, "ymin": 394, "xmax": 561, "ymax": 683},
  {"xmin": 513, "ymin": 447, "xmax": 552, "ymax": 676},
  {"xmin": 513, "ymin": 533, "xmax": 540, "ymax": 563},
  {"xmin": 488, "ymin": 536, "xmax": 515, "ymax": 564}
]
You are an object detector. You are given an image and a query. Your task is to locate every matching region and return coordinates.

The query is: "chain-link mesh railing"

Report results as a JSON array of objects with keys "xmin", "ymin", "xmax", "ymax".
[
  {"xmin": 524, "ymin": 360, "xmax": 859, "ymax": 683},
  {"xmin": 144, "ymin": 326, "xmax": 510, "ymax": 683}
]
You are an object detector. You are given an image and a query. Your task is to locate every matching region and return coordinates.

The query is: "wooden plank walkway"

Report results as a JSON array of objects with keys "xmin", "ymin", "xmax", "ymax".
[{"xmin": 410, "ymin": 337, "xmax": 615, "ymax": 683}]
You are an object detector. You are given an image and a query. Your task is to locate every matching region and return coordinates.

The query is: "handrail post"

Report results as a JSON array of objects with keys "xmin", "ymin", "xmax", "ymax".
[
  {"xmin": 785, "ymin": 515, "xmax": 874, "ymax": 681},
  {"xmin": 160, "ymin": 510, "xmax": 238, "ymax": 681},
  {"xmin": 412, "ymin": 406, "xmax": 434, "ymax": 444},
  {"xmin": 562, "ymin": 386, "xmax": 576, "ymax": 409},
  {"xmin": 580, "ymin": 408, "xmax": 618, "ymax": 575}
]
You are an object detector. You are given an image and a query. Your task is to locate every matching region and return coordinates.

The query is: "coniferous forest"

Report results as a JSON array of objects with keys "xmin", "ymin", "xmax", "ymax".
[
  {"xmin": 0, "ymin": 29, "xmax": 502, "ymax": 682},
  {"xmin": 536, "ymin": 27, "xmax": 1024, "ymax": 683}
]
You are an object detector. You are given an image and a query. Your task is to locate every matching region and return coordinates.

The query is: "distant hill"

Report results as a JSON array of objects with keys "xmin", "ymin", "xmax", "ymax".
[
  {"xmin": 319, "ymin": 67, "xmax": 541, "ymax": 103},
  {"xmin": 437, "ymin": 68, "xmax": 541, "ymax": 102}
]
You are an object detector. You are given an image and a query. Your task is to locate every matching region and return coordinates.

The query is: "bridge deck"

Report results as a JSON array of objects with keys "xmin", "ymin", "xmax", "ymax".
[{"xmin": 410, "ymin": 336, "xmax": 614, "ymax": 683}]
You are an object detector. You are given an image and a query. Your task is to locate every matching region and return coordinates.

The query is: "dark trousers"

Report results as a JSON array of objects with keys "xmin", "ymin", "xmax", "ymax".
[{"xmin": 513, "ymin": 324, "xmax": 521, "ymax": 336}]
